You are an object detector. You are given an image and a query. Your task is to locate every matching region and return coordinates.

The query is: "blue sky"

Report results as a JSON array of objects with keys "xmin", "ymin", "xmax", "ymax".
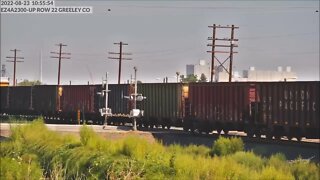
[{"xmin": 1, "ymin": 0, "xmax": 319, "ymax": 84}]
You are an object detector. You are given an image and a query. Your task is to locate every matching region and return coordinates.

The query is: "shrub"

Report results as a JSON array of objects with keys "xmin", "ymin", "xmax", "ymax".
[
  {"xmin": 260, "ymin": 166, "xmax": 294, "ymax": 180},
  {"xmin": 211, "ymin": 136, "xmax": 244, "ymax": 156},
  {"xmin": 0, "ymin": 156, "xmax": 43, "ymax": 179},
  {"xmin": 211, "ymin": 156, "xmax": 260, "ymax": 179},
  {"xmin": 289, "ymin": 158, "xmax": 320, "ymax": 180},
  {"xmin": 168, "ymin": 144, "xmax": 210, "ymax": 157},
  {"xmin": 229, "ymin": 151, "xmax": 265, "ymax": 171},
  {"xmin": 267, "ymin": 153, "xmax": 290, "ymax": 173}
]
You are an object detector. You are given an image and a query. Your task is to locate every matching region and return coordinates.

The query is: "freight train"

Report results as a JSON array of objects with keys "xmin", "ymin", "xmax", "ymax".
[{"xmin": 0, "ymin": 81, "xmax": 319, "ymax": 140}]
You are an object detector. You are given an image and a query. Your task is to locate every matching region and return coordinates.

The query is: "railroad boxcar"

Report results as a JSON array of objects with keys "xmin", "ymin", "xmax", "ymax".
[
  {"xmin": 185, "ymin": 82, "xmax": 252, "ymax": 134},
  {"xmin": 256, "ymin": 81, "xmax": 319, "ymax": 139},
  {"xmin": 185, "ymin": 81, "xmax": 319, "ymax": 140},
  {"xmin": 59, "ymin": 85, "xmax": 101, "ymax": 124},
  {"xmin": 105, "ymin": 84, "xmax": 131, "ymax": 125},
  {"xmin": 32, "ymin": 85, "xmax": 58, "ymax": 116},
  {"xmin": 0, "ymin": 87, "xmax": 9, "ymax": 114},
  {"xmin": 6, "ymin": 86, "xmax": 33, "ymax": 115},
  {"xmin": 137, "ymin": 83, "xmax": 184, "ymax": 128}
]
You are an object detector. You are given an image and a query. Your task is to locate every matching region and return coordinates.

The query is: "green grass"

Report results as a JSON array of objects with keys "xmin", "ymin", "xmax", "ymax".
[{"xmin": 0, "ymin": 118, "xmax": 319, "ymax": 180}]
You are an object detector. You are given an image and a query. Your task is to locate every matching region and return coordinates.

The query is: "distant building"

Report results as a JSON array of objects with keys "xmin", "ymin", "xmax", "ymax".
[
  {"xmin": 243, "ymin": 66, "xmax": 297, "ymax": 82},
  {"xmin": 216, "ymin": 66, "xmax": 297, "ymax": 82},
  {"xmin": 186, "ymin": 60, "xmax": 210, "ymax": 81},
  {"xmin": 186, "ymin": 64, "xmax": 194, "ymax": 76},
  {"xmin": 194, "ymin": 60, "xmax": 210, "ymax": 81}
]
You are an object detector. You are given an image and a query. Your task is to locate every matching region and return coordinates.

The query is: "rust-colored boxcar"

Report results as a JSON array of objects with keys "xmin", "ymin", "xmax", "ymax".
[
  {"xmin": 257, "ymin": 81, "xmax": 319, "ymax": 139},
  {"xmin": 186, "ymin": 82, "xmax": 252, "ymax": 133},
  {"xmin": 186, "ymin": 82, "xmax": 319, "ymax": 139},
  {"xmin": 59, "ymin": 85, "xmax": 100, "ymax": 123}
]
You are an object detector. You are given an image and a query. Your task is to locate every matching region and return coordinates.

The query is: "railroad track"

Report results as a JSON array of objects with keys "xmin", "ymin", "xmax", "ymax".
[
  {"xmin": 135, "ymin": 126, "xmax": 320, "ymax": 147},
  {"xmin": 1, "ymin": 114, "xmax": 319, "ymax": 146}
]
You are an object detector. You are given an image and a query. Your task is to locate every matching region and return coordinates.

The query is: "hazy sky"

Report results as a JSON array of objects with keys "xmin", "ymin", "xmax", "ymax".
[{"xmin": 1, "ymin": 0, "xmax": 319, "ymax": 84}]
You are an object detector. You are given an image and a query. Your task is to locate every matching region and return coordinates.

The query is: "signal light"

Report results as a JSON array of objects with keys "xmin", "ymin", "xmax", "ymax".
[{"xmin": 58, "ymin": 86, "xmax": 63, "ymax": 96}]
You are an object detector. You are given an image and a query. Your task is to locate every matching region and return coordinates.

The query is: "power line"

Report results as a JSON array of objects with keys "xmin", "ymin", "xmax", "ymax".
[
  {"xmin": 241, "ymin": 32, "xmax": 316, "ymax": 40},
  {"xmin": 108, "ymin": 41, "xmax": 132, "ymax": 84},
  {"xmin": 6, "ymin": 49, "xmax": 24, "ymax": 86}
]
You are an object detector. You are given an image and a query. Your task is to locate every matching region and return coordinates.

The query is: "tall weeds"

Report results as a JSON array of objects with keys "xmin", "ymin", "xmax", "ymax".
[{"xmin": 1, "ymin": 119, "xmax": 319, "ymax": 179}]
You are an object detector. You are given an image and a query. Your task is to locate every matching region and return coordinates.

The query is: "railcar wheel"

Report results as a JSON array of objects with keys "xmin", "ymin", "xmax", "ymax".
[
  {"xmin": 266, "ymin": 132, "xmax": 273, "ymax": 140},
  {"xmin": 274, "ymin": 135, "xmax": 281, "ymax": 140},
  {"xmin": 183, "ymin": 126, "xmax": 188, "ymax": 132},
  {"xmin": 296, "ymin": 135, "xmax": 302, "ymax": 142},
  {"xmin": 223, "ymin": 129, "xmax": 229, "ymax": 135},
  {"xmin": 190, "ymin": 127, "xmax": 195, "ymax": 133},
  {"xmin": 247, "ymin": 131, "xmax": 254, "ymax": 138},
  {"xmin": 255, "ymin": 132, "xmax": 261, "ymax": 138}
]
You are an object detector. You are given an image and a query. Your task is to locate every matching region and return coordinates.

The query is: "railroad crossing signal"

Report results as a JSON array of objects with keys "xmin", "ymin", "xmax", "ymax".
[
  {"xmin": 130, "ymin": 109, "xmax": 144, "ymax": 118},
  {"xmin": 124, "ymin": 94, "xmax": 146, "ymax": 101},
  {"xmin": 99, "ymin": 108, "xmax": 112, "ymax": 116}
]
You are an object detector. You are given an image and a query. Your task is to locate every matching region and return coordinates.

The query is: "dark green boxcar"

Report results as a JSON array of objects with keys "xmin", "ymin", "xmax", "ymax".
[
  {"xmin": 137, "ymin": 83, "xmax": 183, "ymax": 127},
  {"xmin": 33, "ymin": 85, "xmax": 58, "ymax": 115},
  {"xmin": 7, "ymin": 86, "xmax": 33, "ymax": 114},
  {"xmin": 107, "ymin": 84, "xmax": 131, "ymax": 115}
]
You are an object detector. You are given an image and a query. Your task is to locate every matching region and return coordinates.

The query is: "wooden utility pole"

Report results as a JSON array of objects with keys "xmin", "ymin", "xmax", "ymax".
[
  {"xmin": 229, "ymin": 25, "xmax": 236, "ymax": 82},
  {"xmin": 6, "ymin": 49, "xmax": 24, "ymax": 86},
  {"xmin": 208, "ymin": 24, "xmax": 216, "ymax": 82},
  {"xmin": 108, "ymin": 42, "xmax": 132, "ymax": 84},
  {"xmin": 50, "ymin": 43, "xmax": 71, "ymax": 85},
  {"xmin": 207, "ymin": 25, "xmax": 239, "ymax": 82}
]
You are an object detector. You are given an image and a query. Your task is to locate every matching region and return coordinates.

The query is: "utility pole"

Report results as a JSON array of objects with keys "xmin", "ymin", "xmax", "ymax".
[
  {"xmin": 6, "ymin": 49, "xmax": 24, "ymax": 86},
  {"xmin": 108, "ymin": 42, "xmax": 132, "ymax": 84},
  {"xmin": 208, "ymin": 24, "xmax": 216, "ymax": 82},
  {"xmin": 229, "ymin": 25, "xmax": 236, "ymax": 82},
  {"xmin": 207, "ymin": 24, "xmax": 239, "ymax": 82},
  {"xmin": 50, "ymin": 43, "xmax": 71, "ymax": 85}
]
